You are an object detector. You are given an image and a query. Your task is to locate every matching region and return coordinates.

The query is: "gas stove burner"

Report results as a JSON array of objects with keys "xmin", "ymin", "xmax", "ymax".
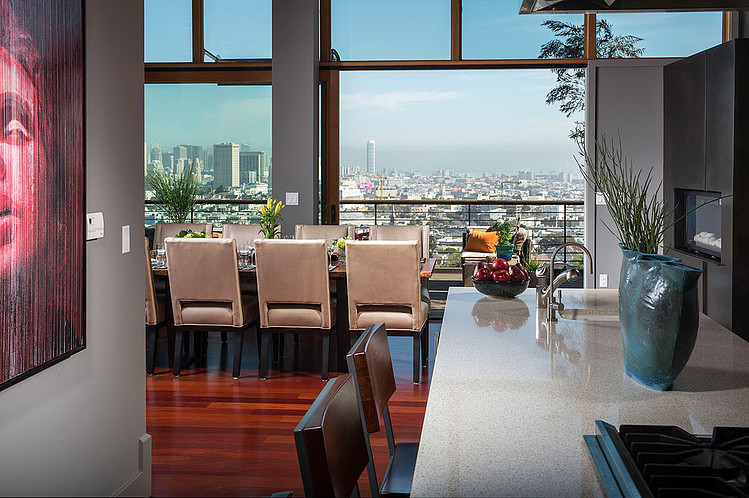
[{"xmin": 585, "ymin": 420, "xmax": 749, "ymax": 498}]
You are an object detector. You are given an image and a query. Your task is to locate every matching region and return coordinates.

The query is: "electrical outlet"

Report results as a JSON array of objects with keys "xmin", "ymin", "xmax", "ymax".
[{"xmin": 599, "ymin": 274, "xmax": 608, "ymax": 288}]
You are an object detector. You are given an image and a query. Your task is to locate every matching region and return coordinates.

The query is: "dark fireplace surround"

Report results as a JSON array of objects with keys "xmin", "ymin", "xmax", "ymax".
[{"xmin": 664, "ymin": 39, "xmax": 749, "ymax": 342}]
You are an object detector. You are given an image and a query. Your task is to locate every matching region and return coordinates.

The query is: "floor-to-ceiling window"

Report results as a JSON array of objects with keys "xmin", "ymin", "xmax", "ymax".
[{"xmin": 144, "ymin": 0, "xmax": 272, "ymax": 229}]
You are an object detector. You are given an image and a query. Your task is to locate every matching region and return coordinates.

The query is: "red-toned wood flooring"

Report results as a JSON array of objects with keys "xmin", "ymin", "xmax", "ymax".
[{"xmin": 146, "ymin": 323, "xmax": 439, "ymax": 497}]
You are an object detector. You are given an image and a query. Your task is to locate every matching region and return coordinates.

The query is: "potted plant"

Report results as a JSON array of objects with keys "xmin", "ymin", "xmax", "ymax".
[
  {"xmin": 146, "ymin": 165, "xmax": 199, "ymax": 223},
  {"xmin": 491, "ymin": 220, "xmax": 515, "ymax": 260},
  {"xmin": 257, "ymin": 198, "xmax": 284, "ymax": 239},
  {"xmin": 578, "ymin": 134, "xmax": 711, "ymax": 390},
  {"xmin": 524, "ymin": 258, "xmax": 541, "ymax": 288}
]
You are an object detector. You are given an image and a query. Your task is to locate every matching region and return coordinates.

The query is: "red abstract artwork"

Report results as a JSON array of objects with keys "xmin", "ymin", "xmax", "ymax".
[{"xmin": 0, "ymin": 0, "xmax": 84, "ymax": 390}]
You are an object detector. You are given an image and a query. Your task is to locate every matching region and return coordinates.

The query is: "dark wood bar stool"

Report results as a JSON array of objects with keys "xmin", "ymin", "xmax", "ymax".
[
  {"xmin": 347, "ymin": 322, "xmax": 419, "ymax": 497},
  {"xmin": 294, "ymin": 374, "xmax": 369, "ymax": 497}
]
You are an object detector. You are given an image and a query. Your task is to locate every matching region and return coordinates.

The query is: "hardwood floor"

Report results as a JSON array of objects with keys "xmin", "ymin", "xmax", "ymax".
[{"xmin": 147, "ymin": 323, "xmax": 439, "ymax": 497}]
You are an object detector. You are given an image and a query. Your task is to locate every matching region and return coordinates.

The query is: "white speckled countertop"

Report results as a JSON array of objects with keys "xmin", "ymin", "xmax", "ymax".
[{"xmin": 411, "ymin": 288, "xmax": 749, "ymax": 497}]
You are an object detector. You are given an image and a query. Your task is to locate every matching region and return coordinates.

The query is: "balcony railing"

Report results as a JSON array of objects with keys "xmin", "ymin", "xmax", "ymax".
[
  {"xmin": 146, "ymin": 198, "xmax": 585, "ymax": 268},
  {"xmin": 145, "ymin": 199, "xmax": 266, "ymax": 229},
  {"xmin": 340, "ymin": 199, "xmax": 584, "ymax": 268}
]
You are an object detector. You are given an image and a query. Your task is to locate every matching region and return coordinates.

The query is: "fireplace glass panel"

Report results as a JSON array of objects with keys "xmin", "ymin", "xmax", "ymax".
[{"xmin": 675, "ymin": 189, "xmax": 721, "ymax": 261}]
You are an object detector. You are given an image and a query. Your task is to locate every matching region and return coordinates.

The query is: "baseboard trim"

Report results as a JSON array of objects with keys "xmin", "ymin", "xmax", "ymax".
[{"xmin": 113, "ymin": 434, "xmax": 151, "ymax": 497}]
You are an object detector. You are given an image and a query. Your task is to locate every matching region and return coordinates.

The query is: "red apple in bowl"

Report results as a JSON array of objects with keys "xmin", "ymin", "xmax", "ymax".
[
  {"xmin": 492, "ymin": 270, "xmax": 511, "ymax": 282},
  {"xmin": 508, "ymin": 265, "xmax": 524, "ymax": 282},
  {"xmin": 476, "ymin": 268, "xmax": 493, "ymax": 281},
  {"xmin": 491, "ymin": 258, "xmax": 509, "ymax": 272}
]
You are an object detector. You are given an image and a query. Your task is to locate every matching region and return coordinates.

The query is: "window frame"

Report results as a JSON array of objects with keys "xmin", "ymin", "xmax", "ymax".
[{"xmin": 144, "ymin": 0, "xmax": 730, "ymax": 224}]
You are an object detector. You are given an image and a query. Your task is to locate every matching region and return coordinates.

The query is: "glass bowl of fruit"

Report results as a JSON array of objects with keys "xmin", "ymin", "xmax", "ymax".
[{"xmin": 471, "ymin": 258, "xmax": 530, "ymax": 298}]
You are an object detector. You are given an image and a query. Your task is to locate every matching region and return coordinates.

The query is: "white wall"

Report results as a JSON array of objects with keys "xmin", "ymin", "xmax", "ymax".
[
  {"xmin": 584, "ymin": 59, "xmax": 675, "ymax": 288},
  {"xmin": 0, "ymin": 1, "xmax": 148, "ymax": 495},
  {"xmin": 272, "ymin": 0, "xmax": 320, "ymax": 235}
]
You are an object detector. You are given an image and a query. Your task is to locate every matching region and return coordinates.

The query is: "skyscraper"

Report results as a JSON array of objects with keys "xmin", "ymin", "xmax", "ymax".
[
  {"xmin": 367, "ymin": 140, "xmax": 375, "ymax": 175},
  {"xmin": 239, "ymin": 151, "xmax": 265, "ymax": 185},
  {"xmin": 213, "ymin": 143, "xmax": 240, "ymax": 188}
]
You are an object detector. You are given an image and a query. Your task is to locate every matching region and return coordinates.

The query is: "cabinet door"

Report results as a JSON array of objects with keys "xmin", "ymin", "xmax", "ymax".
[
  {"xmin": 705, "ymin": 42, "xmax": 734, "ymax": 196},
  {"xmin": 664, "ymin": 52, "xmax": 706, "ymax": 192}
]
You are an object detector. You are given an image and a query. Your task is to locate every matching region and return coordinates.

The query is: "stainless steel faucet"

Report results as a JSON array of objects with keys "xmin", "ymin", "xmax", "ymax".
[{"xmin": 543, "ymin": 243, "xmax": 593, "ymax": 322}]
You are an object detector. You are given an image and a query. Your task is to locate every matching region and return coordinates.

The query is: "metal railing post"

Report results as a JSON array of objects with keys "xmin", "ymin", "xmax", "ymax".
[
  {"xmin": 374, "ymin": 203, "xmax": 377, "ymax": 225},
  {"xmin": 467, "ymin": 204, "xmax": 471, "ymax": 225},
  {"xmin": 563, "ymin": 204, "xmax": 568, "ymax": 265}
]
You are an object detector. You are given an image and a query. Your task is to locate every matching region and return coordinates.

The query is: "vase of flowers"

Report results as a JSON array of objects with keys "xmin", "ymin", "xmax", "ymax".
[
  {"xmin": 579, "ymin": 134, "xmax": 711, "ymax": 390},
  {"xmin": 334, "ymin": 236, "xmax": 352, "ymax": 263},
  {"xmin": 257, "ymin": 198, "xmax": 284, "ymax": 239}
]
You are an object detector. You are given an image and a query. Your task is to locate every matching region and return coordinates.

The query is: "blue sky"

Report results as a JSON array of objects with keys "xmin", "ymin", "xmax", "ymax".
[{"xmin": 144, "ymin": 1, "xmax": 721, "ymax": 173}]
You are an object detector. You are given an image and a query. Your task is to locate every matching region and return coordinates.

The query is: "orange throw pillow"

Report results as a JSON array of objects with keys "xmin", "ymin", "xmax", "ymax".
[{"xmin": 464, "ymin": 230, "xmax": 499, "ymax": 253}]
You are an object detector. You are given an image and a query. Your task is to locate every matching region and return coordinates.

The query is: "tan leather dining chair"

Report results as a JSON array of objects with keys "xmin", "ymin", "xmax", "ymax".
[
  {"xmin": 255, "ymin": 239, "xmax": 335, "ymax": 381},
  {"xmin": 368, "ymin": 224, "xmax": 430, "ymax": 260},
  {"xmin": 346, "ymin": 240, "xmax": 430, "ymax": 383},
  {"xmin": 145, "ymin": 238, "xmax": 167, "ymax": 375},
  {"xmin": 164, "ymin": 237, "xmax": 259, "ymax": 378},
  {"xmin": 154, "ymin": 222, "xmax": 213, "ymax": 245},
  {"xmin": 368, "ymin": 224, "xmax": 431, "ymax": 305},
  {"xmin": 294, "ymin": 224, "xmax": 355, "ymax": 245},
  {"xmin": 222, "ymin": 223, "xmax": 265, "ymax": 248}
]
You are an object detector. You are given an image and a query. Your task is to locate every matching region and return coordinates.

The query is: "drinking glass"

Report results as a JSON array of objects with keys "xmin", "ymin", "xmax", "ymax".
[
  {"xmin": 155, "ymin": 243, "xmax": 166, "ymax": 266},
  {"xmin": 248, "ymin": 246, "xmax": 256, "ymax": 266},
  {"xmin": 238, "ymin": 248, "xmax": 250, "ymax": 268}
]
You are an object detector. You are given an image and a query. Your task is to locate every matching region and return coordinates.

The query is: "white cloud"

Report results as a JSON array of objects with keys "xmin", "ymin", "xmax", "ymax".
[{"xmin": 341, "ymin": 90, "xmax": 466, "ymax": 111}]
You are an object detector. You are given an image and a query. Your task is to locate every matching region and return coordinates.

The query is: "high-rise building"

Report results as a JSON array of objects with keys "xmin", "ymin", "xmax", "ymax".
[
  {"xmin": 150, "ymin": 144, "xmax": 162, "ymax": 164},
  {"xmin": 161, "ymin": 152, "xmax": 174, "ymax": 173},
  {"xmin": 173, "ymin": 145, "xmax": 187, "ymax": 163},
  {"xmin": 213, "ymin": 143, "xmax": 240, "ymax": 188},
  {"xmin": 367, "ymin": 140, "xmax": 375, "ymax": 174},
  {"xmin": 239, "ymin": 151, "xmax": 265, "ymax": 185}
]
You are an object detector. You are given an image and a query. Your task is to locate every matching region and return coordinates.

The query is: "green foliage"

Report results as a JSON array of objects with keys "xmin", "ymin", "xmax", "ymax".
[
  {"xmin": 257, "ymin": 198, "xmax": 284, "ymax": 239},
  {"xmin": 577, "ymin": 134, "xmax": 671, "ymax": 255},
  {"xmin": 146, "ymin": 166, "xmax": 200, "ymax": 223},
  {"xmin": 539, "ymin": 19, "xmax": 644, "ymax": 141},
  {"xmin": 524, "ymin": 258, "xmax": 541, "ymax": 273},
  {"xmin": 175, "ymin": 229, "xmax": 206, "ymax": 238},
  {"xmin": 491, "ymin": 220, "xmax": 514, "ymax": 246}
]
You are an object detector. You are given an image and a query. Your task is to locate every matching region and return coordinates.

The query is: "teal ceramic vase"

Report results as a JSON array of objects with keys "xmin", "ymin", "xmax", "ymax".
[{"xmin": 618, "ymin": 245, "xmax": 702, "ymax": 390}]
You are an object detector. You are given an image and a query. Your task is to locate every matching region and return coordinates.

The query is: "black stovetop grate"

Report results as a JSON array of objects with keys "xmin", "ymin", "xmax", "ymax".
[{"xmin": 586, "ymin": 420, "xmax": 749, "ymax": 498}]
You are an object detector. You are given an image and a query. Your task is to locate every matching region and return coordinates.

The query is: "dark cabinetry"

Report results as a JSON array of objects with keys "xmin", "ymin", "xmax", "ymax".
[{"xmin": 664, "ymin": 40, "xmax": 748, "ymax": 341}]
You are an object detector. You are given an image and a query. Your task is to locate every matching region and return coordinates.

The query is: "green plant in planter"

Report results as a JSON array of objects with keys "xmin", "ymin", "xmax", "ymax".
[
  {"xmin": 146, "ymin": 165, "xmax": 199, "ymax": 223},
  {"xmin": 577, "ymin": 134, "xmax": 718, "ymax": 391},
  {"xmin": 524, "ymin": 258, "xmax": 541, "ymax": 274},
  {"xmin": 491, "ymin": 220, "xmax": 514, "ymax": 246},
  {"xmin": 258, "ymin": 198, "xmax": 284, "ymax": 239}
]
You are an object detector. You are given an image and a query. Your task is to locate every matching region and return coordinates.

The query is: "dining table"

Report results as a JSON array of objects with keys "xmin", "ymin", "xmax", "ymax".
[{"xmin": 152, "ymin": 257, "xmax": 437, "ymax": 372}]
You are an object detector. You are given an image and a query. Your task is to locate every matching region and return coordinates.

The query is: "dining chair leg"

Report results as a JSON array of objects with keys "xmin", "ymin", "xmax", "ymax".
[
  {"xmin": 233, "ymin": 329, "xmax": 244, "ymax": 379},
  {"xmin": 321, "ymin": 333, "xmax": 330, "ymax": 381},
  {"xmin": 259, "ymin": 330, "xmax": 270, "ymax": 379},
  {"xmin": 173, "ymin": 329, "xmax": 184, "ymax": 377},
  {"xmin": 413, "ymin": 335, "xmax": 420, "ymax": 384},
  {"xmin": 293, "ymin": 333, "xmax": 300, "ymax": 344},
  {"xmin": 421, "ymin": 322, "xmax": 429, "ymax": 367},
  {"xmin": 221, "ymin": 331, "xmax": 228, "ymax": 343},
  {"xmin": 146, "ymin": 325, "xmax": 158, "ymax": 375}
]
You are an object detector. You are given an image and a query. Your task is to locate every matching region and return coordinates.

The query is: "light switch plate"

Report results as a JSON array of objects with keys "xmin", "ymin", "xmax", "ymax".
[
  {"xmin": 86, "ymin": 212, "xmax": 104, "ymax": 240},
  {"xmin": 122, "ymin": 225, "xmax": 130, "ymax": 254},
  {"xmin": 595, "ymin": 193, "xmax": 606, "ymax": 205},
  {"xmin": 285, "ymin": 192, "xmax": 299, "ymax": 206},
  {"xmin": 599, "ymin": 274, "xmax": 608, "ymax": 288}
]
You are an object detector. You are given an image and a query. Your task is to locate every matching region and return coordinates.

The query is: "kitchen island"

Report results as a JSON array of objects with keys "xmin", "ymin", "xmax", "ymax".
[{"xmin": 412, "ymin": 287, "xmax": 749, "ymax": 497}]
